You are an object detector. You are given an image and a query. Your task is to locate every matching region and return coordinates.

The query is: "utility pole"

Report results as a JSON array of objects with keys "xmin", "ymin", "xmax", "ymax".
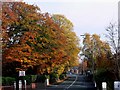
[
  {"xmin": 118, "ymin": 1, "xmax": 120, "ymax": 80},
  {"xmin": 118, "ymin": 1, "xmax": 120, "ymax": 54}
]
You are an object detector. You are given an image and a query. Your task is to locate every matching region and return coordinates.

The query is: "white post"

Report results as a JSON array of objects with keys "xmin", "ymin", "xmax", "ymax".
[
  {"xmin": 19, "ymin": 80, "xmax": 22, "ymax": 90},
  {"xmin": 102, "ymin": 82, "xmax": 107, "ymax": 90},
  {"xmin": 24, "ymin": 80, "xmax": 26, "ymax": 89},
  {"xmin": 76, "ymin": 70, "xmax": 78, "ymax": 74},
  {"xmin": 114, "ymin": 81, "xmax": 120, "ymax": 90},
  {"xmin": 47, "ymin": 79, "xmax": 49, "ymax": 86},
  {"xmin": 45, "ymin": 79, "xmax": 49, "ymax": 86},
  {"xmin": 94, "ymin": 82, "xmax": 97, "ymax": 87},
  {"xmin": 14, "ymin": 81, "xmax": 16, "ymax": 90}
]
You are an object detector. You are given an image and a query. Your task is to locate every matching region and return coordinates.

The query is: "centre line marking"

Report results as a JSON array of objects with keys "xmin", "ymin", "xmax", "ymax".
[{"xmin": 64, "ymin": 75, "xmax": 78, "ymax": 90}]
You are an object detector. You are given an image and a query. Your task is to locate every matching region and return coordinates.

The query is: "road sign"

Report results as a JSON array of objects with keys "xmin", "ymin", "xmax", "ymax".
[
  {"xmin": 114, "ymin": 81, "xmax": 120, "ymax": 90},
  {"xmin": 102, "ymin": 82, "xmax": 107, "ymax": 89},
  {"xmin": 19, "ymin": 71, "xmax": 25, "ymax": 76}
]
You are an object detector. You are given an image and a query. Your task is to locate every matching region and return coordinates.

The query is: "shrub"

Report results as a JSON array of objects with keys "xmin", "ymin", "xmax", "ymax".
[
  {"xmin": 49, "ymin": 73, "xmax": 59, "ymax": 83},
  {"xmin": 31, "ymin": 75, "xmax": 37, "ymax": 83},
  {"xmin": 94, "ymin": 68, "xmax": 115, "ymax": 90},
  {"xmin": 23, "ymin": 75, "xmax": 32, "ymax": 85},
  {"xmin": 35, "ymin": 75, "xmax": 46, "ymax": 83},
  {"xmin": 2, "ymin": 77, "xmax": 15, "ymax": 86},
  {"xmin": 45, "ymin": 75, "xmax": 50, "ymax": 79},
  {"xmin": 0, "ymin": 77, "xmax": 2, "ymax": 85},
  {"xmin": 59, "ymin": 74, "xmax": 66, "ymax": 80},
  {"xmin": 2, "ymin": 77, "xmax": 6, "ymax": 86}
]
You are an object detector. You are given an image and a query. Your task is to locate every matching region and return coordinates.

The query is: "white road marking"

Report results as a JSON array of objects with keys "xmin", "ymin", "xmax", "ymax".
[{"xmin": 64, "ymin": 75, "xmax": 78, "ymax": 90}]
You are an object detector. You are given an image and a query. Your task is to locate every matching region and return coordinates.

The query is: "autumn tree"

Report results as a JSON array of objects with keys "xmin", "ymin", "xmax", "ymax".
[
  {"xmin": 52, "ymin": 14, "xmax": 80, "ymax": 74},
  {"xmin": 2, "ymin": 2, "xmax": 40, "ymax": 49},
  {"xmin": 2, "ymin": 2, "xmax": 80, "ymax": 77},
  {"xmin": 52, "ymin": 14, "xmax": 80, "ymax": 65},
  {"xmin": 2, "ymin": 2, "xmax": 41, "ymax": 76},
  {"xmin": 82, "ymin": 33, "xmax": 112, "ymax": 74}
]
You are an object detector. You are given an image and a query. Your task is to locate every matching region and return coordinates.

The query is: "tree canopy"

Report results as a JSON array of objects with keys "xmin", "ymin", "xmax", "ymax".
[
  {"xmin": 2, "ymin": 2, "xmax": 80, "ymax": 76},
  {"xmin": 82, "ymin": 33, "xmax": 112, "ymax": 72}
]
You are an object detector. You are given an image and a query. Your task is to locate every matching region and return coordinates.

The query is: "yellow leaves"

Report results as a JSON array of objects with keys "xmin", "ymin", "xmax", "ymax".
[
  {"xmin": 57, "ymin": 64, "xmax": 65, "ymax": 75},
  {"xmin": 23, "ymin": 57, "xmax": 27, "ymax": 62},
  {"xmin": 51, "ymin": 63, "xmax": 55, "ymax": 67},
  {"xmin": 82, "ymin": 33, "xmax": 112, "ymax": 71},
  {"xmin": 51, "ymin": 14, "xmax": 80, "ymax": 69},
  {"xmin": 96, "ymin": 53, "xmax": 113, "ymax": 69},
  {"xmin": 47, "ymin": 67, "xmax": 51, "ymax": 74},
  {"xmin": 33, "ymin": 52, "xmax": 39, "ymax": 58},
  {"xmin": 2, "ymin": 2, "xmax": 80, "ymax": 75}
]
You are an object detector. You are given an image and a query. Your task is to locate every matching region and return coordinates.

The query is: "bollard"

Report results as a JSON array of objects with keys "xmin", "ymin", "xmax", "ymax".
[
  {"xmin": 114, "ymin": 81, "xmax": 120, "ymax": 90},
  {"xmin": 45, "ymin": 79, "xmax": 49, "ymax": 86},
  {"xmin": 76, "ymin": 70, "xmax": 78, "ymax": 74},
  {"xmin": 102, "ymin": 82, "xmax": 107, "ymax": 90},
  {"xmin": 47, "ymin": 79, "xmax": 49, "ymax": 86},
  {"xmin": 24, "ymin": 80, "xmax": 26, "ymax": 90},
  {"xmin": 94, "ymin": 82, "xmax": 96, "ymax": 87},
  {"xmin": 19, "ymin": 80, "xmax": 22, "ymax": 90},
  {"xmin": 14, "ymin": 81, "xmax": 16, "ymax": 90}
]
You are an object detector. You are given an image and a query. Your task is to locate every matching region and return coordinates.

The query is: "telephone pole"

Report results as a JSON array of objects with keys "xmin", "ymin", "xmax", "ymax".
[
  {"xmin": 117, "ymin": 1, "xmax": 120, "ymax": 80},
  {"xmin": 118, "ymin": 1, "xmax": 120, "ymax": 54}
]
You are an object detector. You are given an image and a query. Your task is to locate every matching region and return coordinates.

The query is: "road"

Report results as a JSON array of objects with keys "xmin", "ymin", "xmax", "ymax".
[
  {"xmin": 1, "ymin": 74, "xmax": 97, "ymax": 90},
  {"xmin": 44, "ymin": 74, "xmax": 97, "ymax": 90}
]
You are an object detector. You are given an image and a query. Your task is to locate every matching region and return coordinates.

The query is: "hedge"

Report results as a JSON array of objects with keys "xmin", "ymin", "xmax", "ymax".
[
  {"xmin": 2, "ymin": 75, "xmax": 37, "ymax": 86},
  {"xmin": 94, "ymin": 68, "xmax": 115, "ymax": 90},
  {"xmin": 2, "ymin": 77, "xmax": 15, "ymax": 86}
]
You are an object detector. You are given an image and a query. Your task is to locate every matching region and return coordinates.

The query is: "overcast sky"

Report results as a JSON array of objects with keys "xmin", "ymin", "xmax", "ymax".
[{"xmin": 24, "ymin": 0, "xmax": 118, "ymax": 41}]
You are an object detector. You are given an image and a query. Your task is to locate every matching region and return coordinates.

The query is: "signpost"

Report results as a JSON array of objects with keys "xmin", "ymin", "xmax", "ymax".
[
  {"xmin": 19, "ymin": 71, "xmax": 25, "ymax": 76},
  {"xmin": 15, "ymin": 71, "xmax": 26, "ymax": 90},
  {"xmin": 102, "ymin": 82, "xmax": 107, "ymax": 90},
  {"xmin": 114, "ymin": 81, "xmax": 120, "ymax": 90}
]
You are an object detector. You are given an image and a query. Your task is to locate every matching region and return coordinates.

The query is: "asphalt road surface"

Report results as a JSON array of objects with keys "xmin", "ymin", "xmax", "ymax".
[
  {"xmin": 44, "ymin": 74, "xmax": 97, "ymax": 90},
  {"xmin": 2, "ymin": 74, "xmax": 97, "ymax": 90}
]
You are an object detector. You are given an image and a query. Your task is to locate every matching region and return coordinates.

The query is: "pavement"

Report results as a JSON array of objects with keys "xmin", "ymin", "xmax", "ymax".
[{"xmin": 40, "ymin": 74, "xmax": 97, "ymax": 90}]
